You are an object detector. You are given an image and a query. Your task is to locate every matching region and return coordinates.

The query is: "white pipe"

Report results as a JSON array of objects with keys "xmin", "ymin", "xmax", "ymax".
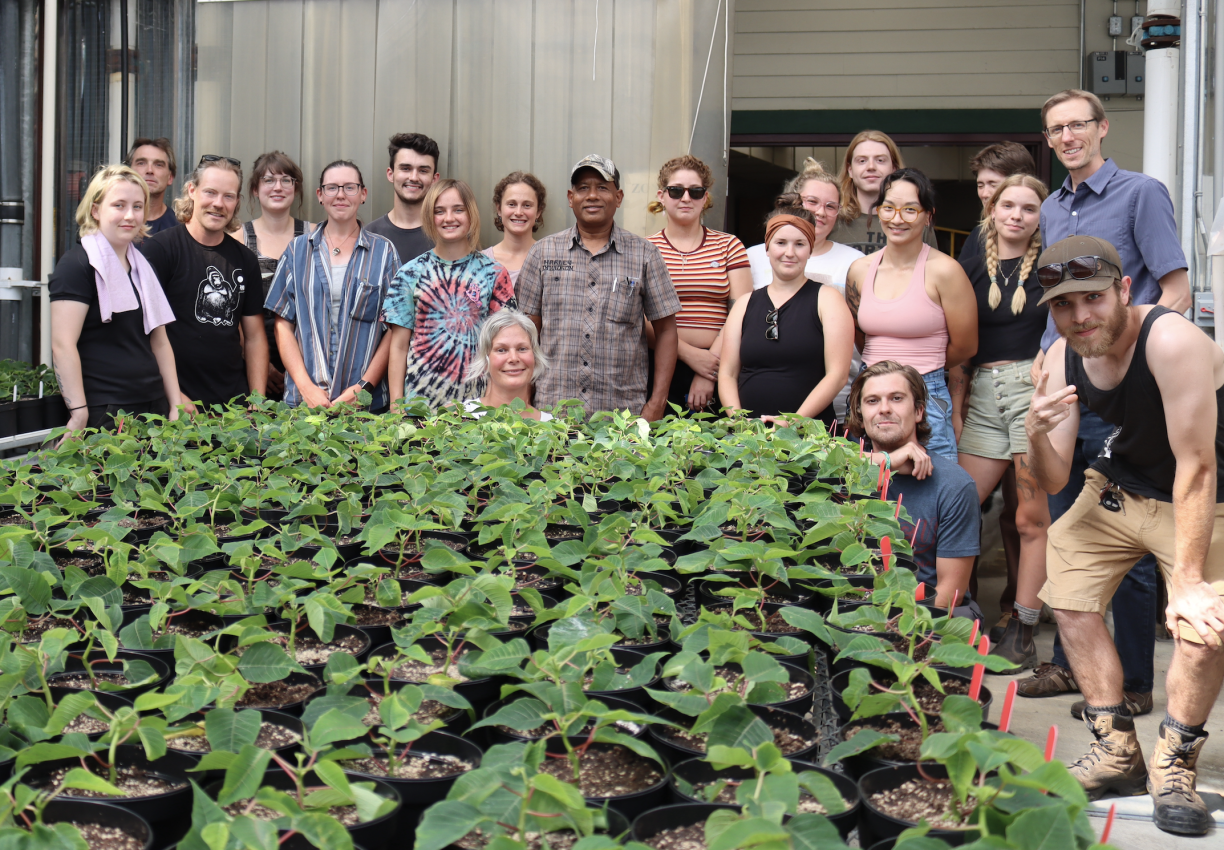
[
  {"xmin": 1143, "ymin": 48, "xmax": 1180, "ymax": 194},
  {"xmin": 38, "ymin": 0, "xmax": 55, "ymax": 367},
  {"xmin": 1216, "ymin": 0, "xmax": 1223, "ymax": 216},
  {"xmin": 1181, "ymin": 0, "xmax": 1201, "ymax": 290},
  {"xmin": 1214, "ymin": 255, "xmax": 1224, "ymax": 351}
]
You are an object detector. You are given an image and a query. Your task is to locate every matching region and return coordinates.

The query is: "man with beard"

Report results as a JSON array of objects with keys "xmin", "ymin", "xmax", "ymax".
[
  {"xmin": 140, "ymin": 156, "xmax": 268, "ymax": 408},
  {"xmin": 366, "ymin": 133, "xmax": 440, "ymax": 266},
  {"xmin": 1026, "ymin": 235, "xmax": 1224, "ymax": 835},
  {"xmin": 846, "ymin": 360, "xmax": 981, "ymax": 614}
]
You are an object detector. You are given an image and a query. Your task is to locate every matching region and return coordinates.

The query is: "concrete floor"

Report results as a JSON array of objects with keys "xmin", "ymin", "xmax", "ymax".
[{"xmin": 973, "ymin": 494, "xmax": 1224, "ymax": 847}]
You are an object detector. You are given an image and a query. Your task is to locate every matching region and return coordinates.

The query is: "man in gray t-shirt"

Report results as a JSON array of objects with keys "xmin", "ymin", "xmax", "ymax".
[{"xmin": 366, "ymin": 132, "xmax": 439, "ymax": 267}]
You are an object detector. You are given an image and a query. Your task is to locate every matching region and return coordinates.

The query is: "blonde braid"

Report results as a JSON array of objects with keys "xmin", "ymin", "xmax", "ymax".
[
  {"xmin": 1010, "ymin": 227, "xmax": 1042, "ymax": 315},
  {"xmin": 984, "ymin": 218, "xmax": 1002, "ymax": 310}
]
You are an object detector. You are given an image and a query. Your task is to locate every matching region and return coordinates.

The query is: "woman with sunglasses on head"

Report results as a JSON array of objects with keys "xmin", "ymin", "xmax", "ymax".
[
  {"xmin": 385, "ymin": 178, "xmax": 515, "ymax": 410},
  {"xmin": 845, "ymin": 168, "xmax": 977, "ymax": 460},
  {"xmin": 483, "ymin": 172, "xmax": 547, "ymax": 287},
  {"xmin": 954, "ymin": 173, "xmax": 1052, "ymax": 669},
  {"xmin": 645, "ymin": 156, "xmax": 752, "ymax": 413},
  {"xmin": 265, "ymin": 160, "xmax": 398, "ymax": 412},
  {"xmin": 718, "ymin": 204, "xmax": 854, "ymax": 426},
  {"xmin": 243, "ymin": 151, "xmax": 314, "ymax": 400}
]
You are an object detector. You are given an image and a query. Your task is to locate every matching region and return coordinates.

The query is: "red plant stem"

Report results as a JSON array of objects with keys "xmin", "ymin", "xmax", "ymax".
[
  {"xmin": 1044, "ymin": 725, "xmax": 1058, "ymax": 761},
  {"xmin": 1101, "ymin": 803, "xmax": 1117, "ymax": 843},
  {"xmin": 1000, "ymin": 680, "xmax": 1018, "ymax": 733}
]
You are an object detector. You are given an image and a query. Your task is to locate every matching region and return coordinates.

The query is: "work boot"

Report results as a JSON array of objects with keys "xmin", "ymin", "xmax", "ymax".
[
  {"xmin": 987, "ymin": 616, "xmax": 1037, "ymax": 674},
  {"xmin": 1016, "ymin": 662, "xmax": 1078, "ymax": 697},
  {"xmin": 1068, "ymin": 712, "xmax": 1147, "ymax": 800},
  {"xmin": 1148, "ymin": 723, "xmax": 1212, "ymax": 835},
  {"xmin": 1071, "ymin": 691, "xmax": 1153, "ymax": 720},
  {"xmin": 988, "ymin": 612, "xmax": 1011, "ymax": 644}
]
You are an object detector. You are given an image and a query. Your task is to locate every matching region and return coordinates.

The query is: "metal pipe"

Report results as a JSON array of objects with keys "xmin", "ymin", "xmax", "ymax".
[
  {"xmin": 1079, "ymin": 0, "xmax": 1086, "ymax": 89},
  {"xmin": 119, "ymin": 0, "xmax": 129, "ymax": 159},
  {"xmin": 1181, "ymin": 0, "xmax": 1201, "ymax": 290},
  {"xmin": 1215, "ymin": 0, "xmax": 1223, "ymax": 220},
  {"xmin": 38, "ymin": 0, "xmax": 55, "ymax": 366}
]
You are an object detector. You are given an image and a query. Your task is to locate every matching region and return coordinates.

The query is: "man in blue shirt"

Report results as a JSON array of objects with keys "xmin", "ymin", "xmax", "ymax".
[
  {"xmin": 846, "ymin": 361, "xmax": 982, "ymax": 620},
  {"xmin": 1019, "ymin": 89, "xmax": 1190, "ymax": 715},
  {"xmin": 126, "ymin": 138, "xmax": 179, "ymax": 234}
]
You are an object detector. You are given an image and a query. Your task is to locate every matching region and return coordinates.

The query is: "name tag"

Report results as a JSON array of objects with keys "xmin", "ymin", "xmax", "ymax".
[{"xmin": 541, "ymin": 259, "xmax": 574, "ymax": 271}]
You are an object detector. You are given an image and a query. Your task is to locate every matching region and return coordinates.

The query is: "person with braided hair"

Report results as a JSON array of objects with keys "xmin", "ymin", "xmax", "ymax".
[{"xmin": 954, "ymin": 173, "xmax": 1051, "ymax": 670}]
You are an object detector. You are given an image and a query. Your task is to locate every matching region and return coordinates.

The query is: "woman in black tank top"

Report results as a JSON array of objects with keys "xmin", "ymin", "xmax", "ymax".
[{"xmin": 718, "ymin": 211, "xmax": 854, "ymax": 424}]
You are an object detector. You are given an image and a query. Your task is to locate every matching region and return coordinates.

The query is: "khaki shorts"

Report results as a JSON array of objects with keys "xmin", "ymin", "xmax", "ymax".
[
  {"xmin": 1041, "ymin": 469, "xmax": 1224, "ymax": 644},
  {"xmin": 957, "ymin": 359, "xmax": 1036, "ymax": 461}
]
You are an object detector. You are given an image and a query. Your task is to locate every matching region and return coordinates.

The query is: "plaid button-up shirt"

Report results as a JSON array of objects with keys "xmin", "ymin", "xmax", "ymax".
[
  {"xmin": 264, "ymin": 224, "xmax": 399, "ymax": 410},
  {"xmin": 517, "ymin": 224, "xmax": 681, "ymax": 417}
]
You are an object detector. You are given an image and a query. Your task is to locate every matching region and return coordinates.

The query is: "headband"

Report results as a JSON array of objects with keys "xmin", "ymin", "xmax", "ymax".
[{"xmin": 765, "ymin": 214, "xmax": 817, "ymax": 249}]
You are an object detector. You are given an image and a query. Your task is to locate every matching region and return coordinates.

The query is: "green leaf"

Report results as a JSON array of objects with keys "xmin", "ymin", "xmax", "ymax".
[
  {"xmin": 237, "ymin": 641, "xmax": 303, "ymax": 683},
  {"xmin": 822, "ymin": 729, "xmax": 898, "ymax": 766},
  {"xmin": 61, "ymin": 767, "xmax": 124, "ymax": 797},
  {"xmin": 308, "ymin": 708, "xmax": 369, "ymax": 747},
  {"xmin": 1006, "ymin": 804, "xmax": 1075, "ymax": 850},
  {"xmin": 939, "ymin": 694, "xmax": 984, "ymax": 733},
  {"xmin": 217, "ymin": 744, "xmax": 272, "ymax": 806},
  {"xmin": 929, "ymin": 642, "xmax": 1020, "ymax": 672},
  {"xmin": 205, "ymin": 708, "xmax": 262, "ymax": 752},
  {"xmin": 786, "ymin": 813, "xmax": 851, "ymax": 850},
  {"xmin": 469, "ymin": 698, "xmax": 549, "ymax": 732},
  {"xmin": 708, "ymin": 816, "xmax": 789, "ymax": 850},
  {"xmin": 706, "ymin": 705, "xmax": 773, "ymax": 753},
  {"xmin": 414, "ymin": 800, "xmax": 484, "ymax": 850}
]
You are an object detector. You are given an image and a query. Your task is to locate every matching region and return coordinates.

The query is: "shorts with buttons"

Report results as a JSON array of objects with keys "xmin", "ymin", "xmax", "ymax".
[{"xmin": 957, "ymin": 358, "xmax": 1036, "ymax": 460}]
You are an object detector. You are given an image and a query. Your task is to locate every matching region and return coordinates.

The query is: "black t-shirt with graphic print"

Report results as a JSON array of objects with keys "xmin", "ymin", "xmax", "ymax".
[{"xmin": 140, "ymin": 226, "xmax": 265, "ymax": 407}]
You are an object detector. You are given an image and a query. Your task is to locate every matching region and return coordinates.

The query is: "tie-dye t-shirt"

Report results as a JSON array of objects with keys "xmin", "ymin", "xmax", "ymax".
[{"xmin": 383, "ymin": 249, "xmax": 515, "ymax": 407}]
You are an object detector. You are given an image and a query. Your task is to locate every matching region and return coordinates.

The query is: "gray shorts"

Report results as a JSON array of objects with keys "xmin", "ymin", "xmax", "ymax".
[{"xmin": 958, "ymin": 359, "xmax": 1036, "ymax": 460}]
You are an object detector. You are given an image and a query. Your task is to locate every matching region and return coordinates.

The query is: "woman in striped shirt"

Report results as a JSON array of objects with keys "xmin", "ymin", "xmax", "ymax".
[{"xmin": 646, "ymin": 156, "xmax": 752, "ymax": 413}]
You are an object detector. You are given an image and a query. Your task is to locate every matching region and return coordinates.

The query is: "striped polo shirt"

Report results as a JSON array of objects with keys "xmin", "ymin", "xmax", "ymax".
[{"xmin": 647, "ymin": 227, "xmax": 749, "ymax": 331}]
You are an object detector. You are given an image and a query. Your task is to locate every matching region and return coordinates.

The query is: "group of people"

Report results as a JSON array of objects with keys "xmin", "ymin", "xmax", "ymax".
[{"xmin": 46, "ymin": 89, "xmax": 1224, "ymax": 836}]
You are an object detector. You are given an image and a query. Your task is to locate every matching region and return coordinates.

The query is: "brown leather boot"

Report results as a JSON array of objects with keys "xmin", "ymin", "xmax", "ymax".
[
  {"xmin": 987, "ymin": 616, "xmax": 1037, "ymax": 674},
  {"xmin": 1148, "ymin": 723, "xmax": 1212, "ymax": 835},
  {"xmin": 1071, "ymin": 690, "xmax": 1153, "ymax": 720},
  {"xmin": 1067, "ymin": 712, "xmax": 1147, "ymax": 800}
]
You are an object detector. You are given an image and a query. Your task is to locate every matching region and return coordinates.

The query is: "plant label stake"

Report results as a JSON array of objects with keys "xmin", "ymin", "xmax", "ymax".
[
  {"xmin": 910, "ymin": 518, "xmax": 922, "ymax": 545},
  {"xmin": 881, "ymin": 536, "xmax": 892, "ymax": 571},
  {"xmin": 915, "ymin": 582, "xmax": 924, "ymax": 601},
  {"xmin": 969, "ymin": 619, "xmax": 980, "ymax": 647},
  {"xmin": 881, "ymin": 469, "xmax": 890, "ymax": 502},
  {"xmin": 38, "ymin": 380, "xmax": 43, "ymax": 399},
  {"xmin": 968, "ymin": 631, "xmax": 989, "ymax": 700},
  {"xmin": 1101, "ymin": 803, "xmax": 1117, "ymax": 844},
  {"xmin": 860, "ymin": 437, "xmax": 865, "ymax": 456},
  {"xmin": 876, "ymin": 459, "xmax": 886, "ymax": 491},
  {"xmin": 1000, "ymin": 680, "xmax": 1018, "ymax": 732},
  {"xmin": 894, "ymin": 492, "xmax": 903, "ymax": 519},
  {"xmin": 1044, "ymin": 725, "xmax": 1058, "ymax": 761}
]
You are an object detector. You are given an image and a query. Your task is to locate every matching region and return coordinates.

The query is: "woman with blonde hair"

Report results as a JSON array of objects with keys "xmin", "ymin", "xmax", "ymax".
[
  {"xmin": 830, "ymin": 130, "xmax": 937, "ymax": 252},
  {"xmin": 463, "ymin": 310, "xmax": 553, "ymax": 421},
  {"xmin": 385, "ymin": 178, "xmax": 515, "ymax": 408},
  {"xmin": 49, "ymin": 165, "xmax": 182, "ymax": 432},
  {"xmin": 954, "ymin": 172, "xmax": 1051, "ymax": 671},
  {"xmin": 644, "ymin": 155, "xmax": 752, "ymax": 412}
]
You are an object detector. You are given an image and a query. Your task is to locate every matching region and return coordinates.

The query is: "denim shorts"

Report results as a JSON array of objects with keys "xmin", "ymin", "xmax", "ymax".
[
  {"xmin": 958, "ymin": 359, "xmax": 1036, "ymax": 460},
  {"xmin": 921, "ymin": 369, "xmax": 957, "ymax": 461}
]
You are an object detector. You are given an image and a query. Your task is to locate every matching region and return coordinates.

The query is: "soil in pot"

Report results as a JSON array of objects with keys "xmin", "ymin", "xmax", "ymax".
[
  {"xmin": 537, "ymin": 744, "xmax": 662, "ymax": 799},
  {"xmin": 352, "ymin": 604, "xmax": 404, "ymax": 627},
  {"xmin": 641, "ymin": 823, "xmax": 707, "ymax": 850},
  {"xmin": 49, "ymin": 672, "xmax": 135, "ymax": 689},
  {"xmin": 664, "ymin": 666, "xmax": 810, "ymax": 703},
  {"xmin": 842, "ymin": 718, "xmax": 942, "ymax": 762},
  {"xmin": 15, "ymin": 615, "xmax": 79, "ymax": 641},
  {"xmin": 235, "ymin": 677, "xmax": 321, "ymax": 709},
  {"xmin": 234, "ymin": 630, "xmax": 366, "ymax": 667},
  {"xmin": 357, "ymin": 688, "xmax": 458, "ymax": 727},
  {"xmin": 659, "ymin": 724, "xmax": 815, "ymax": 756},
  {"xmin": 222, "ymin": 794, "xmax": 367, "ymax": 827},
  {"xmin": 166, "ymin": 719, "xmax": 302, "ymax": 753},
  {"xmin": 54, "ymin": 821, "xmax": 145, "ymax": 850},
  {"xmin": 32, "ymin": 764, "xmax": 187, "ymax": 798},
  {"xmin": 693, "ymin": 780, "xmax": 840, "ymax": 814},
  {"xmin": 340, "ymin": 751, "xmax": 473, "ymax": 780},
  {"xmin": 388, "ymin": 647, "xmax": 471, "ymax": 682},
  {"xmin": 869, "ymin": 777, "xmax": 976, "ymax": 829},
  {"xmin": 708, "ymin": 608, "xmax": 801, "ymax": 634}
]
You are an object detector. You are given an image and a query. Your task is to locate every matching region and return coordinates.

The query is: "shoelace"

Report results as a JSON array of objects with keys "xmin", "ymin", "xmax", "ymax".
[
  {"xmin": 1070, "ymin": 735, "xmax": 1121, "ymax": 770},
  {"xmin": 1153, "ymin": 743, "xmax": 1199, "ymax": 801},
  {"xmin": 1031, "ymin": 662, "xmax": 1069, "ymax": 681}
]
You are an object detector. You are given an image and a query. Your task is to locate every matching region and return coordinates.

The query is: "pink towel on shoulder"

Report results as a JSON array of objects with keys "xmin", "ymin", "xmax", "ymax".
[{"xmin": 80, "ymin": 232, "xmax": 176, "ymax": 333}]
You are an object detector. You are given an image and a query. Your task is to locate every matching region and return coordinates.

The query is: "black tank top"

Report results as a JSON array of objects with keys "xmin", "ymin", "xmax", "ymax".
[
  {"xmin": 1066, "ymin": 306, "xmax": 1224, "ymax": 502},
  {"xmin": 737, "ymin": 281, "xmax": 835, "ymax": 423}
]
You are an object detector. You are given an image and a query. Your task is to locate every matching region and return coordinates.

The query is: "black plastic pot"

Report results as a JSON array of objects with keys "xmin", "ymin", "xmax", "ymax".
[
  {"xmin": 629, "ymin": 802, "xmax": 736, "ymax": 843},
  {"xmin": 375, "ymin": 531, "xmax": 471, "ymax": 569},
  {"xmin": 830, "ymin": 668, "xmax": 994, "ymax": 725},
  {"xmin": 428, "ymin": 806, "xmax": 629, "ymax": 850},
  {"xmin": 43, "ymin": 394, "xmax": 69, "ymax": 429},
  {"xmin": 233, "ymin": 671, "xmax": 323, "ymax": 716},
  {"xmin": 0, "ymin": 401, "xmax": 18, "ymax": 437},
  {"xmin": 836, "ymin": 713, "xmax": 998, "ymax": 781},
  {"xmin": 696, "ymin": 580, "xmax": 814, "ymax": 609},
  {"xmin": 585, "ymin": 646, "xmax": 663, "ymax": 710},
  {"xmin": 543, "ymin": 738, "xmax": 670, "ymax": 821},
  {"xmin": 803, "ymin": 574, "xmax": 876, "ymax": 614},
  {"xmin": 667, "ymin": 756, "xmax": 861, "ymax": 839},
  {"xmin": 22, "ymin": 744, "xmax": 195, "ymax": 849},
  {"xmin": 117, "ymin": 609, "xmax": 225, "ymax": 665},
  {"xmin": 647, "ymin": 705, "xmax": 819, "ymax": 766},
  {"xmin": 341, "ymin": 731, "xmax": 481, "ymax": 839},
  {"xmin": 304, "ymin": 677, "xmax": 470, "ymax": 737},
  {"xmin": 661, "ymin": 659, "xmax": 815, "ymax": 716},
  {"xmin": 42, "ymin": 799, "xmax": 154, "ymax": 850},
  {"xmin": 480, "ymin": 692, "xmax": 648, "ymax": 747},
  {"xmin": 47, "ymin": 650, "xmax": 172, "ymax": 697},
  {"xmin": 530, "ymin": 623, "xmax": 673, "ymax": 654},
  {"xmin": 858, "ymin": 763, "xmax": 980, "ymax": 847},
  {"xmin": 368, "ymin": 636, "xmax": 502, "ymax": 717},
  {"xmin": 15, "ymin": 397, "xmax": 43, "ymax": 433},
  {"xmin": 226, "ymin": 621, "xmax": 371, "ymax": 674},
  {"xmin": 166, "ymin": 708, "xmax": 304, "ymax": 766}
]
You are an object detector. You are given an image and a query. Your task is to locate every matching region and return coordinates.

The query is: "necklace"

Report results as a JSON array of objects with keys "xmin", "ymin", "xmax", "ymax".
[
  {"xmin": 326, "ymin": 224, "xmax": 359, "ymax": 257},
  {"xmin": 997, "ymin": 256, "xmax": 1021, "ymax": 287}
]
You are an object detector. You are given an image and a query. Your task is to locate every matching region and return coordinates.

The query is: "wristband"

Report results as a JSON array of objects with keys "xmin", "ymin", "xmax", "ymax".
[
  {"xmin": 68, "ymin": 405, "xmax": 88, "ymax": 411},
  {"xmin": 880, "ymin": 451, "xmax": 891, "ymax": 471}
]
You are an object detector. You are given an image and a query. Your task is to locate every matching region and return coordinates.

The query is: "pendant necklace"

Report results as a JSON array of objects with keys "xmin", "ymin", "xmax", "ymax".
[{"xmin": 327, "ymin": 225, "xmax": 358, "ymax": 257}]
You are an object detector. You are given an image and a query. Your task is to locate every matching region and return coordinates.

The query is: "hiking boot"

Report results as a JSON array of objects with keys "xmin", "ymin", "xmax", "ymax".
[
  {"xmin": 1071, "ymin": 691, "xmax": 1153, "ymax": 720},
  {"xmin": 1068, "ymin": 712, "xmax": 1147, "ymax": 800},
  {"xmin": 1149, "ymin": 723, "xmax": 1212, "ymax": 835},
  {"xmin": 1016, "ymin": 662, "xmax": 1078, "ymax": 697},
  {"xmin": 988, "ymin": 612, "xmax": 1011, "ymax": 644},
  {"xmin": 987, "ymin": 616, "xmax": 1037, "ymax": 674}
]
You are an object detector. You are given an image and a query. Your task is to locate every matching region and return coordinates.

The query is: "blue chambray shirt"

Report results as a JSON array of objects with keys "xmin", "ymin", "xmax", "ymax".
[
  {"xmin": 1039, "ymin": 159, "xmax": 1187, "ymax": 350},
  {"xmin": 264, "ymin": 224, "xmax": 400, "ymax": 409}
]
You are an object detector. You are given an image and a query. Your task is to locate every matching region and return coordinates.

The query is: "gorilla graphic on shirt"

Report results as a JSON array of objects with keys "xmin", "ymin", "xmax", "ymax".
[{"xmin": 194, "ymin": 265, "xmax": 245, "ymax": 326}]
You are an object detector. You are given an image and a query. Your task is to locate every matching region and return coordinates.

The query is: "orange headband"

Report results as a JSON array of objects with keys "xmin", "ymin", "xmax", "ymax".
[{"xmin": 765, "ymin": 214, "xmax": 816, "ymax": 248}]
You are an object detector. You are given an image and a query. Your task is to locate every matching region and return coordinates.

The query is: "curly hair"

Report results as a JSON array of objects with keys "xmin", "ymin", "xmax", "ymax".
[
  {"xmin": 845, "ymin": 361, "xmax": 932, "ymax": 446},
  {"xmin": 492, "ymin": 172, "xmax": 547, "ymax": 232},
  {"xmin": 979, "ymin": 174, "xmax": 1049, "ymax": 315},
  {"xmin": 646, "ymin": 155, "xmax": 714, "ymax": 215}
]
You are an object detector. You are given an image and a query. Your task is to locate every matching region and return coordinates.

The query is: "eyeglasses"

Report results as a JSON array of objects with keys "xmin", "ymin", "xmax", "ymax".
[
  {"xmin": 665, "ymin": 185, "xmax": 708, "ymax": 200},
  {"xmin": 877, "ymin": 204, "xmax": 924, "ymax": 223},
  {"xmin": 198, "ymin": 154, "xmax": 241, "ymax": 168},
  {"xmin": 1043, "ymin": 118, "xmax": 1100, "ymax": 139},
  {"xmin": 261, "ymin": 175, "xmax": 297, "ymax": 188},
  {"xmin": 801, "ymin": 197, "xmax": 840, "ymax": 215},
  {"xmin": 1036, "ymin": 255, "xmax": 1122, "ymax": 289},
  {"xmin": 321, "ymin": 183, "xmax": 364, "ymax": 197},
  {"xmin": 765, "ymin": 308, "xmax": 780, "ymax": 341}
]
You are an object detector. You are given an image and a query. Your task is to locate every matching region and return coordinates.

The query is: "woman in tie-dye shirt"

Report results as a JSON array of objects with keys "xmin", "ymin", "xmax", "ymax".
[{"xmin": 385, "ymin": 179, "xmax": 516, "ymax": 409}]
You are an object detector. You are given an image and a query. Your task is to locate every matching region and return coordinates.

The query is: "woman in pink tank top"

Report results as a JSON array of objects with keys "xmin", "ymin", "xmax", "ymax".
[{"xmin": 845, "ymin": 169, "xmax": 977, "ymax": 462}]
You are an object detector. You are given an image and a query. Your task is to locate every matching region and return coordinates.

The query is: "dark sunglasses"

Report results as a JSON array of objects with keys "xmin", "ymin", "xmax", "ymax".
[
  {"xmin": 198, "ymin": 154, "xmax": 241, "ymax": 168},
  {"xmin": 1036, "ymin": 255, "xmax": 1122, "ymax": 289},
  {"xmin": 665, "ymin": 185, "xmax": 708, "ymax": 200},
  {"xmin": 765, "ymin": 308, "xmax": 780, "ymax": 341}
]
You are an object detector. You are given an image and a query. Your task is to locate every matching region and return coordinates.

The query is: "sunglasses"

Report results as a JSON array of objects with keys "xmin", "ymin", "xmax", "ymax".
[
  {"xmin": 766, "ymin": 308, "xmax": 780, "ymax": 341},
  {"xmin": 1036, "ymin": 255, "xmax": 1121, "ymax": 289},
  {"xmin": 198, "ymin": 154, "xmax": 241, "ymax": 168},
  {"xmin": 665, "ymin": 185, "xmax": 708, "ymax": 200}
]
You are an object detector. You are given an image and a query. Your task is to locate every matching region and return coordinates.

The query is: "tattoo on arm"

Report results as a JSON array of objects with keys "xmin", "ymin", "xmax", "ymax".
[
  {"xmin": 1015, "ymin": 455, "xmax": 1040, "ymax": 502},
  {"xmin": 844, "ymin": 279, "xmax": 861, "ymax": 318},
  {"xmin": 947, "ymin": 364, "xmax": 969, "ymax": 395},
  {"xmin": 53, "ymin": 365, "xmax": 76, "ymax": 409}
]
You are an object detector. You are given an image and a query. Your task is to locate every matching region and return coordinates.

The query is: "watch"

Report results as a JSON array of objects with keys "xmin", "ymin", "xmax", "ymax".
[{"xmin": 356, "ymin": 379, "xmax": 372, "ymax": 391}]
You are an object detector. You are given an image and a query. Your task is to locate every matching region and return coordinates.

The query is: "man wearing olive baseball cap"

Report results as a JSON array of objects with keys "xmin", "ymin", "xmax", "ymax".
[{"xmin": 1024, "ymin": 234, "xmax": 1224, "ymax": 834}]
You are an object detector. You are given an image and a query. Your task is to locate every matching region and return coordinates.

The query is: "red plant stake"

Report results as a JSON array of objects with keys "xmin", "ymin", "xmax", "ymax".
[
  {"xmin": 859, "ymin": 437, "xmax": 865, "ymax": 456},
  {"xmin": 876, "ymin": 459, "xmax": 886, "ymax": 491},
  {"xmin": 880, "ymin": 536, "xmax": 893, "ymax": 571},
  {"xmin": 910, "ymin": 518, "xmax": 922, "ymax": 545},
  {"xmin": 977, "ymin": 635, "xmax": 990, "ymax": 656},
  {"xmin": 1000, "ymin": 680, "xmax": 1018, "ymax": 733},
  {"xmin": 894, "ymin": 492, "xmax": 903, "ymax": 519},
  {"xmin": 1101, "ymin": 803, "xmax": 1117, "ymax": 844},
  {"xmin": 1044, "ymin": 725, "xmax": 1058, "ymax": 761},
  {"xmin": 915, "ymin": 582, "xmax": 925, "ymax": 601},
  {"xmin": 969, "ymin": 619, "xmax": 981, "ymax": 647},
  {"xmin": 881, "ymin": 469, "xmax": 890, "ymax": 502}
]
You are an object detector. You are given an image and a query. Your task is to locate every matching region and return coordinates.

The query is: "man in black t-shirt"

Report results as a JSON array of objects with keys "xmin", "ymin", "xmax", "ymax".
[
  {"xmin": 365, "ymin": 132, "xmax": 439, "ymax": 266},
  {"xmin": 140, "ymin": 157, "xmax": 267, "ymax": 408}
]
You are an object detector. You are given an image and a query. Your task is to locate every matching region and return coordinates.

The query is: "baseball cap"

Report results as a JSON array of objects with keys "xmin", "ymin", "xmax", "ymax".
[
  {"xmin": 570, "ymin": 154, "xmax": 620, "ymax": 188},
  {"xmin": 1036, "ymin": 235, "xmax": 1125, "ymax": 305}
]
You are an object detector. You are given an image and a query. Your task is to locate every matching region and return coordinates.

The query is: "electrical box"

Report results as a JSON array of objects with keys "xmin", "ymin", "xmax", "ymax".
[
  {"xmin": 1125, "ymin": 52, "xmax": 1145, "ymax": 96},
  {"xmin": 1130, "ymin": 15, "xmax": 1145, "ymax": 35},
  {"xmin": 1108, "ymin": 15, "xmax": 1123, "ymax": 36},
  {"xmin": 1195, "ymin": 291, "xmax": 1214, "ymax": 329},
  {"xmin": 1085, "ymin": 52, "xmax": 1127, "ymax": 96}
]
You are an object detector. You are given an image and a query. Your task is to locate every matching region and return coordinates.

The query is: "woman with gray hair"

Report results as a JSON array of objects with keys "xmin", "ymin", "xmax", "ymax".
[{"xmin": 463, "ymin": 310, "xmax": 553, "ymax": 421}]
